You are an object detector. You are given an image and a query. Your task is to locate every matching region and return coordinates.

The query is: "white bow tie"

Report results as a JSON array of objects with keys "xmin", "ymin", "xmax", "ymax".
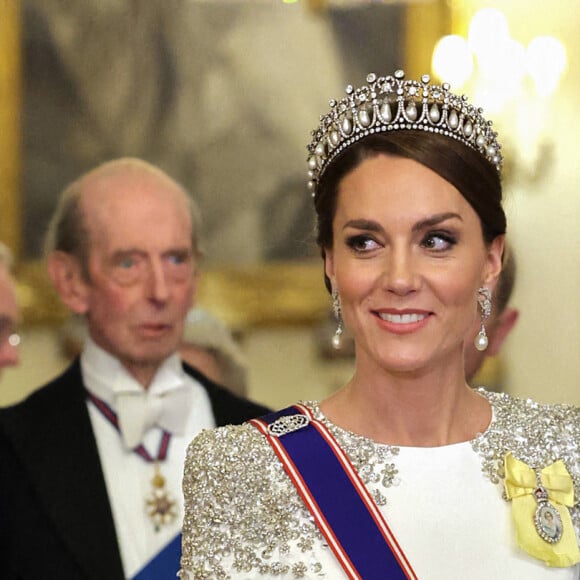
[{"xmin": 115, "ymin": 386, "xmax": 192, "ymax": 449}]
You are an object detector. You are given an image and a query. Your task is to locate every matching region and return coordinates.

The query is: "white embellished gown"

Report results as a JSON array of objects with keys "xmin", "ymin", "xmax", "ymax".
[{"xmin": 179, "ymin": 390, "xmax": 580, "ymax": 579}]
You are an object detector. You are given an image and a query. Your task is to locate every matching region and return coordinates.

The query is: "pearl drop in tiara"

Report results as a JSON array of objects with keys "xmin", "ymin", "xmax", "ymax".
[{"xmin": 307, "ymin": 70, "xmax": 502, "ymax": 198}]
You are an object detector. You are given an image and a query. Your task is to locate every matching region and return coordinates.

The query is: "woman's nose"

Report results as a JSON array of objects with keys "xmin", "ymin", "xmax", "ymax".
[{"xmin": 382, "ymin": 249, "xmax": 420, "ymax": 295}]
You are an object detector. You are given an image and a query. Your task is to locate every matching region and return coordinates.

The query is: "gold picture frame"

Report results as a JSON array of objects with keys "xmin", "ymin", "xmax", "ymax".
[{"xmin": 2, "ymin": 0, "xmax": 450, "ymax": 329}]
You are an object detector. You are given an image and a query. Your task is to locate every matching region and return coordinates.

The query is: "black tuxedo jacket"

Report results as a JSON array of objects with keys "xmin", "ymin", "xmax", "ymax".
[{"xmin": 0, "ymin": 358, "xmax": 270, "ymax": 579}]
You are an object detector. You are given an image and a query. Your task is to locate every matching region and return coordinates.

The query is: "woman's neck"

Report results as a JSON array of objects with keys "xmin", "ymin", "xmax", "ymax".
[{"xmin": 320, "ymin": 363, "xmax": 491, "ymax": 448}]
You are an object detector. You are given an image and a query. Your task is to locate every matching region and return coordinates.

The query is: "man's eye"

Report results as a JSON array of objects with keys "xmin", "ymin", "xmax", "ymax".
[
  {"xmin": 167, "ymin": 251, "xmax": 193, "ymax": 266},
  {"xmin": 118, "ymin": 257, "xmax": 135, "ymax": 269}
]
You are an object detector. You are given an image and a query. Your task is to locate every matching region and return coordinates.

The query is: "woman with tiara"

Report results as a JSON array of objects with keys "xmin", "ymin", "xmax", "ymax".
[{"xmin": 179, "ymin": 70, "xmax": 580, "ymax": 579}]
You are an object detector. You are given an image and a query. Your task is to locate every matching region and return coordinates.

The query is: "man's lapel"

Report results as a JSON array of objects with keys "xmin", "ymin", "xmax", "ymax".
[{"xmin": 3, "ymin": 360, "xmax": 125, "ymax": 580}]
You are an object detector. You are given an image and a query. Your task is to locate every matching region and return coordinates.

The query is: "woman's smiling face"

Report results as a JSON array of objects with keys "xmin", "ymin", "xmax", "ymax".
[{"xmin": 325, "ymin": 154, "xmax": 503, "ymax": 376}]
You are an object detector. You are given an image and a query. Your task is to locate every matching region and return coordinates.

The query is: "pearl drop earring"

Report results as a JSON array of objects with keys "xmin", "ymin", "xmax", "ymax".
[
  {"xmin": 475, "ymin": 287, "xmax": 492, "ymax": 352},
  {"xmin": 331, "ymin": 289, "xmax": 343, "ymax": 350}
]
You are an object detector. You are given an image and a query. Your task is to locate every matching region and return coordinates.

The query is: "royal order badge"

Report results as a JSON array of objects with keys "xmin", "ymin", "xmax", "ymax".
[
  {"xmin": 504, "ymin": 452, "xmax": 580, "ymax": 567},
  {"xmin": 533, "ymin": 482, "xmax": 563, "ymax": 544},
  {"xmin": 146, "ymin": 465, "xmax": 177, "ymax": 532}
]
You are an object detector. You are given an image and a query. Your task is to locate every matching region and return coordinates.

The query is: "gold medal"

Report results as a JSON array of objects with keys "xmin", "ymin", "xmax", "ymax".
[
  {"xmin": 86, "ymin": 394, "xmax": 179, "ymax": 533},
  {"xmin": 146, "ymin": 463, "xmax": 177, "ymax": 532}
]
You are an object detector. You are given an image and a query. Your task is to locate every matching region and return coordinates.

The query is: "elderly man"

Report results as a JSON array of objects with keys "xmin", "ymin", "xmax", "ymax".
[
  {"xmin": 0, "ymin": 158, "xmax": 268, "ymax": 580},
  {"xmin": 0, "ymin": 242, "xmax": 20, "ymax": 375}
]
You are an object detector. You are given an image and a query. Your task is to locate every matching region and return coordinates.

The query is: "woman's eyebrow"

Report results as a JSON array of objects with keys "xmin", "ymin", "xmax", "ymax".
[
  {"xmin": 412, "ymin": 212, "xmax": 462, "ymax": 232},
  {"xmin": 342, "ymin": 219, "xmax": 382, "ymax": 232}
]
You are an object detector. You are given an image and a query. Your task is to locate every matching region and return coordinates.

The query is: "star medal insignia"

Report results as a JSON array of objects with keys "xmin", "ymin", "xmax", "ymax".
[{"xmin": 146, "ymin": 464, "xmax": 177, "ymax": 532}]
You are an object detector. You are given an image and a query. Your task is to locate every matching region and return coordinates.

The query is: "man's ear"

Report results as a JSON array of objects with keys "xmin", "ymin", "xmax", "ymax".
[
  {"xmin": 188, "ymin": 268, "xmax": 201, "ymax": 309},
  {"xmin": 47, "ymin": 252, "xmax": 90, "ymax": 314},
  {"xmin": 487, "ymin": 307, "xmax": 519, "ymax": 357}
]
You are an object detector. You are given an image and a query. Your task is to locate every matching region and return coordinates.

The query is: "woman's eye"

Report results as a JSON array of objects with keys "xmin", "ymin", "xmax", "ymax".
[
  {"xmin": 422, "ymin": 233, "xmax": 456, "ymax": 251},
  {"xmin": 346, "ymin": 235, "xmax": 380, "ymax": 253}
]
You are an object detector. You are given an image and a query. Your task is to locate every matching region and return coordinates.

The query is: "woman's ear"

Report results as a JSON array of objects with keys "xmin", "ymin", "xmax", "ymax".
[
  {"xmin": 47, "ymin": 251, "xmax": 90, "ymax": 314},
  {"xmin": 484, "ymin": 235, "xmax": 505, "ymax": 290},
  {"xmin": 324, "ymin": 248, "xmax": 336, "ymax": 289}
]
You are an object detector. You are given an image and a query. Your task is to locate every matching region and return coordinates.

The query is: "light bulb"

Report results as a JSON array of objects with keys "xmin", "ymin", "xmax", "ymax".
[
  {"xmin": 527, "ymin": 36, "xmax": 567, "ymax": 97},
  {"xmin": 432, "ymin": 35, "xmax": 473, "ymax": 88}
]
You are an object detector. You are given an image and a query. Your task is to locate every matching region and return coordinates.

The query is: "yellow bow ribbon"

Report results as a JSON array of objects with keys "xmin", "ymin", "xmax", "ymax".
[{"xmin": 504, "ymin": 452, "xmax": 580, "ymax": 567}]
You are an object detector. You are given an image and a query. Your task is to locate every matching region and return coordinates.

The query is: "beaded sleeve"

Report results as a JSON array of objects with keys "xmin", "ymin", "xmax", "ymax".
[{"xmin": 178, "ymin": 424, "xmax": 337, "ymax": 579}]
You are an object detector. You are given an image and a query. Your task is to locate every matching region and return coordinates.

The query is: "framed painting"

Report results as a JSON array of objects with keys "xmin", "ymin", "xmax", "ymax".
[{"xmin": 1, "ymin": 0, "xmax": 449, "ymax": 328}]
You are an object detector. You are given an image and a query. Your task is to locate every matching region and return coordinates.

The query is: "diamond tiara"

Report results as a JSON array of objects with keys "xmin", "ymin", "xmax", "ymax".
[{"xmin": 307, "ymin": 70, "xmax": 502, "ymax": 197}]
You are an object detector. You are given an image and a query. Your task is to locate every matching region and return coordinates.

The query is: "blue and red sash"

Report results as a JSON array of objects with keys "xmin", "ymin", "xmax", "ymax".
[
  {"xmin": 132, "ymin": 533, "xmax": 181, "ymax": 580},
  {"xmin": 250, "ymin": 404, "xmax": 417, "ymax": 580}
]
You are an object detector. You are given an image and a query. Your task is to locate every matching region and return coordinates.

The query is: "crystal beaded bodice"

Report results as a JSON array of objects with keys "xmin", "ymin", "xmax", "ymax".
[{"xmin": 180, "ymin": 390, "xmax": 580, "ymax": 579}]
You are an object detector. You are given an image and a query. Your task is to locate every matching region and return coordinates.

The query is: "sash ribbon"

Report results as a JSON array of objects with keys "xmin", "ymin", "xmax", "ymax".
[
  {"xmin": 133, "ymin": 533, "xmax": 181, "ymax": 580},
  {"xmin": 250, "ymin": 405, "xmax": 417, "ymax": 580}
]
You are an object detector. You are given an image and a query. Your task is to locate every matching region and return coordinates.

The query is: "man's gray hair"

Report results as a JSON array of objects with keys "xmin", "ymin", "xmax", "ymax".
[{"xmin": 44, "ymin": 158, "xmax": 203, "ymax": 278}]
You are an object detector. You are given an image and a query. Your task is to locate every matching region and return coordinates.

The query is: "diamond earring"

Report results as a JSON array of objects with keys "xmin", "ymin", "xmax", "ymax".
[
  {"xmin": 331, "ymin": 289, "xmax": 343, "ymax": 350},
  {"xmin": 474, "ymin": 287, "xmax": 492, "ymax": 352}
]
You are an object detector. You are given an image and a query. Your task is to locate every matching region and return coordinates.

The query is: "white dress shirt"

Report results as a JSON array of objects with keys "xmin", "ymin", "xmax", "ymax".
[{"xmin": 81, "ymin": 338, "xmax": 215, "ymax": 579}]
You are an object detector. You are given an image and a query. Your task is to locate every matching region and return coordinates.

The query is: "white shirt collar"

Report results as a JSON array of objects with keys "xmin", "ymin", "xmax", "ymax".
[
  {"xmin": 81, "ymin": 337, "xmax": 192, "ymax": 448},
  {"xmin": 81, "ymin": 336, "xmax": 186, "ymax": 407}
]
